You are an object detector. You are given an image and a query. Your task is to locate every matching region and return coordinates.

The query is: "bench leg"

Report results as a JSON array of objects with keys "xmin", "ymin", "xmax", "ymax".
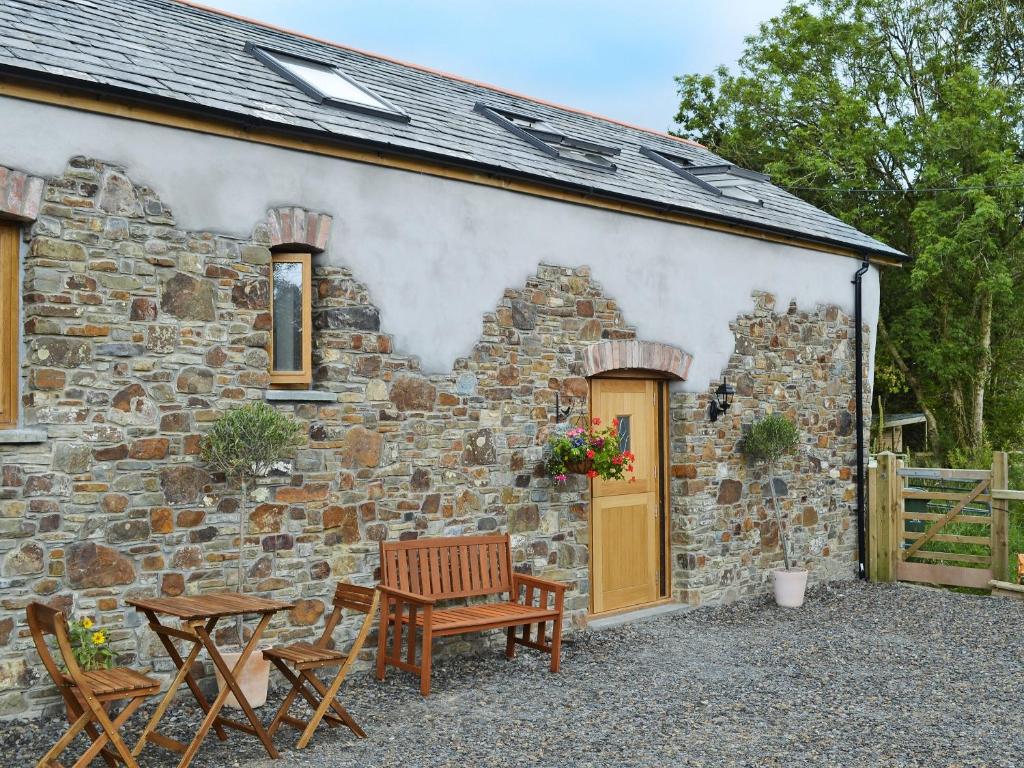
[
  {"xmin": 375, "ymin": 599, "xmax": 389, "ymax": 682},
  {"xmin": 505, "ymin": 626, "xmax": 516, "ymax": 659},
  {"xmin": 550, "ymin": 614, "xmax": 562, "ymax": 673},
  {"xmin": 419, "ymin": 622, "xmax": 432, "ymax": 697}
]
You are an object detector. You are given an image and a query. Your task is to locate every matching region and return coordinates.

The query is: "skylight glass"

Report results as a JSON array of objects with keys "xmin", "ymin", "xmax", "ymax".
[
  {"xmin": 475, "ymin": 103, "xmax": 619, "ymax": 170},
  {"xmin": 641, "ymin": 148, "xmax": 767, "ymax": 206},
  {"xmin": 247, "ymin": 44, "xmax": 409, "ymax": 122}
]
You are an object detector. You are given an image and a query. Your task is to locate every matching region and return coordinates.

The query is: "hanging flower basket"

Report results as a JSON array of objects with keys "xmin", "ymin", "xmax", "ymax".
[{"xmin": 546, "ymin": 418, "xmax": 635, "ymax": 484}]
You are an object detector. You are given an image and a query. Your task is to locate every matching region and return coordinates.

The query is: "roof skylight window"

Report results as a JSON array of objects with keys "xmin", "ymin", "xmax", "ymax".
[
  {"xmin": 246, "ymin": 44, "xmax": 409, "ymax": 122},
  {"xmin": 475, "ymin": 103, "xmax": 619, "ymax": 170},
  {"xmin": 641, "ymin": 147, "xmax": 768, "ymax": 205}
]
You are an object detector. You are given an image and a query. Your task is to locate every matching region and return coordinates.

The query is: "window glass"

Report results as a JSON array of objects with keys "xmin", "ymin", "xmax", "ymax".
[
  {"xmin": 616, "ymin": 415, "xmax": 631, "ymax": 454},
  {"xmin": 267, "ymin": 50, "xmax": 391, "ymax": 110},
  {"xmin": 272, "ymin": 260, "xmax": 304, "ymax": 373}
]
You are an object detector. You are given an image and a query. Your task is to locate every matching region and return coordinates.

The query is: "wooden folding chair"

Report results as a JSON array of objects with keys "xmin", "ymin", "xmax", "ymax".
[
  {"xmin": 265, "ymin": 583, "xmax": 379, "ymax": 748},
  {"xmin": 27, "ymin": 602, "xmax": 161, "ymax": 768}
]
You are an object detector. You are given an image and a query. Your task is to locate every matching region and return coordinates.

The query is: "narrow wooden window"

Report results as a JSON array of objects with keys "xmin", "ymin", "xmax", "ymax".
[
  {"xmin": 269, "ymin": 252, "xmax": 312, "ymax": 386},
  {"xmin": 0, "ymin": 221, "xmax": 19, "ymax": 428}
]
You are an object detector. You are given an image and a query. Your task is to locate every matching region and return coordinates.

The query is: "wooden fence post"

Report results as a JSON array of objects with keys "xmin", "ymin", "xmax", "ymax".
[
  {"xmin": 991, "ymin": 450, "xmax": 1009, "ymax": 583},
  {"xmin": 868, "ymin": 452, "xmax": 901, "ymax": 582}
]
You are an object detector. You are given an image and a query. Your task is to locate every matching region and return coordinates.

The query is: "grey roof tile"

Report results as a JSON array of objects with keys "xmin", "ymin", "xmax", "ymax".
[{"xmin": 0, "ymin": 0, "xmax": 905, "ymax": 259}]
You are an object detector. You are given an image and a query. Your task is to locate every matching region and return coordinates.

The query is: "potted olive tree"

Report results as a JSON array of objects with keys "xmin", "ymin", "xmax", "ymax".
[
  {"xmin": 201, "ymin": 401, "xmax": 302, "ymax": 708},
  {"xmin": 741, "ymin": 414, "xmax": 807, "ymax": 608}
]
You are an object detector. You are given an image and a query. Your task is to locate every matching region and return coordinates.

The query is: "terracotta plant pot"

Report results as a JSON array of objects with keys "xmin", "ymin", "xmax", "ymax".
[
  {"xmin": 563, "ymin": 458, "xmax": 594, "ymax": 475},
  {"xmin": 215, "ymin": 648, "xmax": 271, "ymax": 709},
  {"xmin": 772, "ymin": 567, "xmax": 808, "ymax": 608}
]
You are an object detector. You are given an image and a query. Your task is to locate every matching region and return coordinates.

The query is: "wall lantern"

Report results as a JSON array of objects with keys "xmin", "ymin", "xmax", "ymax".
[{"xmin": 708, "ymin": 377, "xmax": 735, "ymax": 422}]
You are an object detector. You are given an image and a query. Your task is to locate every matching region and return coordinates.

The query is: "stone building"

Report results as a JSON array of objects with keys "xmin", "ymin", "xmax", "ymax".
[{"xmin": 0, "ymin": 0, "xmax": 905, "ymax": 714}]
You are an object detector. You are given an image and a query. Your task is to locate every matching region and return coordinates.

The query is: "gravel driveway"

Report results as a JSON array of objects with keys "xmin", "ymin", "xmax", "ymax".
[{"xmin": 4, "ymin": 581, "xmax": 1023, "ymax": 767}]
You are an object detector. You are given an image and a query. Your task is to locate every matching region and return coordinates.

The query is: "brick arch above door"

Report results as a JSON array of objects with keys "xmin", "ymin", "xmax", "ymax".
[{"xmin": 581, "ymin": 340, "xmax": 692, "ymax": 381}]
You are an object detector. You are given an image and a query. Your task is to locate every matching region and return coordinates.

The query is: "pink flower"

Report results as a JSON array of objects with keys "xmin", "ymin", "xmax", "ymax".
[
  {"xmin": 554, "ymin": 474, "xmax": 568, "ymax": 484},
  {"xmin": 592, "ymin": 417, "xmax": 601, "ymax": 426}
]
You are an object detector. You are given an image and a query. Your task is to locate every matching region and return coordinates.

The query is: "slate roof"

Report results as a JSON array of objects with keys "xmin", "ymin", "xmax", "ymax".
[{"xmin": 0, "ymin": 0, "xmax": 906, "ymax": 260}]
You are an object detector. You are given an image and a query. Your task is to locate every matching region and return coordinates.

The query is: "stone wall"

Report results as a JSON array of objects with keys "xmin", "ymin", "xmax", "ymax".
[{"xmin": 0, "ymin": 157, "xmax": 865, "ymax": 716}]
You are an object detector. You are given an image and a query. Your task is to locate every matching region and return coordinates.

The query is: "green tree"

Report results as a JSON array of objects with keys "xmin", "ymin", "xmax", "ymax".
[
  {"xmin": 674, "ymin": 0, "xmax": 1024, "ymax": 458},
  {"xmin": 201, "ymin": 402, "xmax": 303, "ymax": 597},
  {"xmin": 741, "ymin": 415, "xmax": 801, "ymax": 570}
]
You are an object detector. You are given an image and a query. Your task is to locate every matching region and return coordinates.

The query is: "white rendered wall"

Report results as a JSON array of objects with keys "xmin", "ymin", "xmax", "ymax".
[{"xmin": 0, "ymin": 97, "xmax": 881, "ymax": 391}]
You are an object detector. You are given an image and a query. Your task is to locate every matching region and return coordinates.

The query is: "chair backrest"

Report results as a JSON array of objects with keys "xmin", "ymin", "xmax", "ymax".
[
  {"xmin": 379, "ymin": 534, "xmax": 513, "ymax": 600},
  {"xmin": 316, "ymin": 583, "xmax": 380, "ymax": 649},
  {"xmin": 26, "ymin": 602, "xmax": 79, "ymax": 688}
]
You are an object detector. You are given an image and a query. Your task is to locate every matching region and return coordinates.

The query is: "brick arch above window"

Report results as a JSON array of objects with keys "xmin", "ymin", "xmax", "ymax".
[
  {"xmin": 259, "ymin": 206, "xmax": 333, "ymax": 252},
  {"xmin": 582, "ymin": 340, "xmax": 693, "ymax": 381},
  {"xmin": 0, "ymin": 166, "xmax": 45, "ymax": 221}
]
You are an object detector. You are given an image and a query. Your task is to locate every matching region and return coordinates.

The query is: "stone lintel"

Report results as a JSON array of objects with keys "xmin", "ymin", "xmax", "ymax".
[
  {"xmin": 581, "ymin": 340, "xmax": 693, "ymax": 380},
  {"xmin": 260, "ymin": 206, "xmax": 332, "ymax": 252},
  {"xmin": 0, "ymin": 165, "xmax": 45, "ymax": 221}
]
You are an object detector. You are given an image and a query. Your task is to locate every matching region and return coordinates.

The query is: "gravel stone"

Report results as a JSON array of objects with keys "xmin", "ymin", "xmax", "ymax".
[{"xmin": 3, "ymin": 582, "xmax": 1021, "ymax": 767}]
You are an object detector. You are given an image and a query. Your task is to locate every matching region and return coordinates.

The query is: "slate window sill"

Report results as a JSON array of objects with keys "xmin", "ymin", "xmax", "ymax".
[
  {"xmin": 264, "ymin": 390, "xmax": 337, "ymax": 403},
  {"xmin": 0, "ymin": 429, "xmax": 48, "ymax": 444}
]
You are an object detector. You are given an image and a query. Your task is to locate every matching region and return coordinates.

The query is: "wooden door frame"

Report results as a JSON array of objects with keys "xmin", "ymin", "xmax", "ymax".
[{"xmin": 587, "ymin": 373, "xmax": 672, "ymax": 615}]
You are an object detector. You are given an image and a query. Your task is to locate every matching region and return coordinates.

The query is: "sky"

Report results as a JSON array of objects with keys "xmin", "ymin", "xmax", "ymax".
[{"xmin": 196, "ymin": 0, "xmax": 790, "ymax": 132}]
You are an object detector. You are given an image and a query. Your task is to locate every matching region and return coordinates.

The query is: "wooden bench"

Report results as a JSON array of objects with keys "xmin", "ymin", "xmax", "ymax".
[{"xmin": 375, "ymin": 533, "xmax": 566, "ymax": 696}]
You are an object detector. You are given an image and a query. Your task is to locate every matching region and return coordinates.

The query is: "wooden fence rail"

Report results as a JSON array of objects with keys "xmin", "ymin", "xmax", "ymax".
[{"xmin": 867, "ymin": 451, "xmax": 1010, "ymax": 589}]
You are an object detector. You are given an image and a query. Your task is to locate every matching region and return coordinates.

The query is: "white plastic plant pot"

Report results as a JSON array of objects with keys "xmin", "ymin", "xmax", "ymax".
[
  {"xmin": 215, "ymin": 648, "xmax": 271, "ymax": 709},
  {"xmin": 772, "ymin": 567, "xmax": 809, "ymax": 608}
]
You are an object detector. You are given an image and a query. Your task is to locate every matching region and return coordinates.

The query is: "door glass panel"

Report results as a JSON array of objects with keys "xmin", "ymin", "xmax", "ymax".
[
  {"xmin": 272, "ymin": 260, "xmax": 304, "ymax": 372},
  {"xmin": 616, "ymin": 414, "xmax": 631, "ymax": 453}
]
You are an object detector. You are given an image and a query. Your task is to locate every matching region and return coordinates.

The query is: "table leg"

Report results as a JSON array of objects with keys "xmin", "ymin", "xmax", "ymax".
[
  {"xmin": 137, "ymin": 611, "xmax": 227, "ymax": 749},
  {"xmin": 188, "ymin": 613, "xmax": 280, "ymax": 764},
  {"xmin": 133, "ymin": 616, "xmax": 217, "ymax": 758}
]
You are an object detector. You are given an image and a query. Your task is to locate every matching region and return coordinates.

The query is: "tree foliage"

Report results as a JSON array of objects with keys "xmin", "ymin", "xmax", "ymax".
[
  {"xmin": 674, "ymin": 0, "xmax": 1024, "ymax": 459},
  {"xmin": 201, "ymin": 401, "xmax": 303, "ymax": 481}
]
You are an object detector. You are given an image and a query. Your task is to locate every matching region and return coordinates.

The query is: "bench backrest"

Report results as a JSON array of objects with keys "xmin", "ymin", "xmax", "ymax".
[{"xmin": 379, "ymin": 534, "xmax": 512, "ymax": 600}]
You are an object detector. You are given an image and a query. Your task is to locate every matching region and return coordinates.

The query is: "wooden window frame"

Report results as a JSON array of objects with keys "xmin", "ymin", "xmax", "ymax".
[
  {"xmin": 0, "ymin": 221, "xmax": 20, "ymax": 429},
  {"xmin": 269, "ymin": 251, "xmax": 313, "ymax": 387}
]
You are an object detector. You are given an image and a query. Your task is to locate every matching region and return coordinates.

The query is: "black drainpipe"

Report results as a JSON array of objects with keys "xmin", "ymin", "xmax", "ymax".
[{"xmin": 852, "ymin": 257, "xmax": 870, "ymax": 579}]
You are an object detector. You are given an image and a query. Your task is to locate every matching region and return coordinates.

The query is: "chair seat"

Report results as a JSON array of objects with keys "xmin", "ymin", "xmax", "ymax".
[
  {"xmin": 67, "ymin": 668, "xmax": 160, "ymax": 699},
  {"xmin": 388, "ymin": 601, "xmax": 559, "ymax": 634},
  {"xmin": 264, "ymin": 642, "xmax": 347, "ymax": 667}
]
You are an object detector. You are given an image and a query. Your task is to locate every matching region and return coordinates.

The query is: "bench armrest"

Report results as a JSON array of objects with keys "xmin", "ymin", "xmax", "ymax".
[
  {"xmin": 511, "ymin": 573, "xmax": 566, "ymax": 613},
  {"xmin": 377, "ymin": 584, "xmax": 436, "ymax": 606},
  {"xmin": 512, "ymin": 573, "xmax": 566, "ymax": 595}
]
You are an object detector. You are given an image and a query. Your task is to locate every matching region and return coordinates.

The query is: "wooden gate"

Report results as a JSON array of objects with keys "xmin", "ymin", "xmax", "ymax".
[{"xmin": 868, "ymin": 451, "xmax": 1017, "ymax": 588}]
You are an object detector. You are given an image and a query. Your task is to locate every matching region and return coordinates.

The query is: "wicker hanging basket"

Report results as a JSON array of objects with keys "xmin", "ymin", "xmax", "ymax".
[{"xmin": 563, "ymin": 458, "xmax": 594, "ymax": 475}]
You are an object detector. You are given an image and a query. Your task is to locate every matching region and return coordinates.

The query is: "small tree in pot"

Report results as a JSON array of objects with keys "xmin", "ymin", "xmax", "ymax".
[
  {"xmin": 201, "ymin": 401, "xmax": 303, "ymax": 707},
  {"xmin": 741, "ymin": 413, "xmax": 807, "ymax": 607}
]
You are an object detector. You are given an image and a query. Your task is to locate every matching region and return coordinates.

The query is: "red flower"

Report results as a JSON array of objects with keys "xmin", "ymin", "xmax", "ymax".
[
  {"xmin": 612, "ymin": 456, "xmax": 623, "ymax": 465},
  {"xmin": 629, "ymin": 477, "xmax": 637, "ymax": 483},
  {"xmin": 587, "ymin": 469, "xmax": 598, "ymax": 478},
  {"xmin": 612, "ymin": 418, "xmax": 619, "ymax": 427},
  {"xmin": 586, "ymin": 449, "xmax": 595, "ymax": 459},
  {"xmin": 627, "ymin": 465, "xmax": 635, "ymax": 472},
  {"xmin": 592, "ymin": 417, "xmax": 601, "ymax": 425}
]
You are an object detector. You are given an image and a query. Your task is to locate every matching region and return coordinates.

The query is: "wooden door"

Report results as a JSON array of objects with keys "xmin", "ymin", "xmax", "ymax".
[{"xmin": 590, "ymin": 378, "xmax": 661, "ymax": 614}]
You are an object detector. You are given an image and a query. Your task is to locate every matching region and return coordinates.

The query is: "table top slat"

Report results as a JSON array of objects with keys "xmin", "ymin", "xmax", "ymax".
[{"xmin": 126, "ymin": 593, "xmax": 294, "ymax": 620}]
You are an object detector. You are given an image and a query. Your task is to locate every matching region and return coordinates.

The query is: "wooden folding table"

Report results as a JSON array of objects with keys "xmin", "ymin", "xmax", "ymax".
[{"xmin": 127, "ymin": 593, "xmax": 294, "ymax": 768}]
